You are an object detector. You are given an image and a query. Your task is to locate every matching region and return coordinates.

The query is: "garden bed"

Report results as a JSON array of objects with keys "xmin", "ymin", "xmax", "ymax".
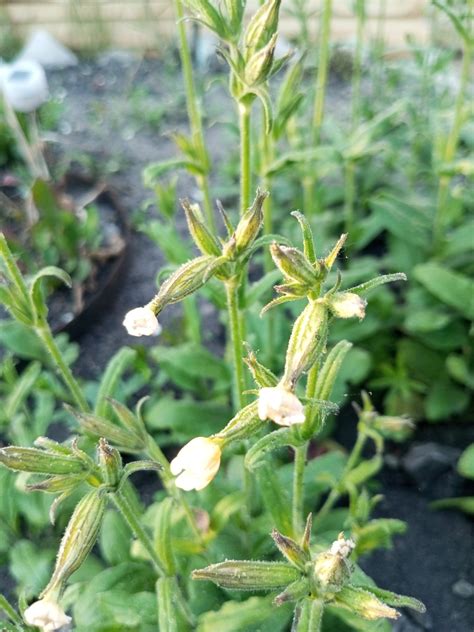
[{"xmin": 0, "ymin": 49, "xmax": 472, "ymax": 630}]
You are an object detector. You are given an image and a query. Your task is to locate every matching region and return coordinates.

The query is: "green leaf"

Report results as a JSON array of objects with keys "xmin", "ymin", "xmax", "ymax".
[
  {"xmin": 99, "ymin": 509, "xmax": 132, "ymax": 566},
  {"xmin": 9, "ymin": 540, "xmax": 55, "ymax": 598},
  {"xmin": 344, "ymin": 456, "xmax": 383, "ymax": 487},
  {"xmin": 458, "ymin": 444, "xmax": 474, "ymax": 479},
  {"xmin": 414, "ymin": 263, "xmax": 474, "ymax": 319},
  {"xmin": 358, "ymin": 584, "xmax": 426, "ymax": 613},
  {"xmin": 3, "ymin": 361, "xmax": 41, "ymax": 420},
  {"xmin": 431, "ymin": 497, "xmax": 474, "ymax": 515},
  {"xmin": 197, "ymin": 596, "xmax": 292, "ymax": 632},
  {"xmin": 94, "ymin": 347, "xmax": 137, "ymax": 418},
  {"xmin": 153, "ymin": 498, "xmax": 175, "ymax": 574},
  {"xmin": 257, "ymin": 462, "xmax": 293, "ymax": 535},
  {"xmin": 156, "ymin": 576, "xmax": 180, "ymax": 632},
  {"xmin": 370, "ymin": 194, "xmax": 431, "ymax": 247},
  {"xmin": 425, "ymin": 376, "xmax": 469, "ymax": 421}
]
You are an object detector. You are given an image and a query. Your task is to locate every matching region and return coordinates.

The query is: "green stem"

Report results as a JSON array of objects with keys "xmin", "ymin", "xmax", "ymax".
[
  {"xmin": 433, "ymin": 41, "xmax": 472, "ymax": 243},
  {"xmin": 352, "ymin": 0, "xmax": 366, "ymax": 127},
  {"xmin": 315, "ymin": 431, "xmax": 367, "ymax": 521},
  {"xmin": 292, "ymin": 444, "xmax": 307, "ymax": 537},
  {"xmin": 312, "ymin": 0, "xmax": 333, "ymax": 147},
  {"xmin": 35, "ymin": 322, "xmax": 89, "ymax": 412},
  {"xmin": 305, "ymin": 0, "xmax": 333, "ymax": 214},
  {"xmin": 0, "ymin": 233, "xmax": 30, "ymax": 303},
  {"xmin": 225, "ymin": 279, "xmax": 246, "ymax": 411},
  {"xmin": 145, "ymin": 436, "xmax": 206, "ymax": 549},
  {"xmin": 111, "ymin": 490, "xmax": 166, "ymax": 577},
  {"xmin": 261, "ymin": 124, "xmax": 276, "ymax": 367},
  {"xmin": 343, "ymin": 160, "xmax": 356, "ymax": 235},
  {"xmin": 174, "ymin": 0, "xmax": 215, "ymax": 231},
  {"xmin": 239, "ymin": 102, "xmax": 252, "ymax": 215},
  {"xmin": 308, "ymin": 599, "xmax": 324, "ymax": 632}
]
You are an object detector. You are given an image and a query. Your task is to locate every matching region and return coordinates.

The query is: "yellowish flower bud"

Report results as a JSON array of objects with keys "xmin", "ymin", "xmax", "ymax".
[
  {"xmin": 258, "ymin": 386, "xmax": 305, "ymax": 426},
  {"xmin": 170, "ymin": 437, "xmax": 221, "ymax": 491},
  {"xmin": 328, "ymin": 292, "xmax": 367, "ymax": 320},
  {"xmin": 23, "ymin": 597, "xmax": 71, "ymax": 631},
  {"xmin": 122, "ymin": 306, "xmax": 161, "ymax": 337},
  {"xmin": 312, "ymin": 533, "xmax": 355, "ymax": 593}
]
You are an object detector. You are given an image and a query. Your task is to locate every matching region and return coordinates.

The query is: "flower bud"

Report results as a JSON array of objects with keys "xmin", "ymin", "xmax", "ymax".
[
  {"xmin": 182, "ymin": 199, "xmax": 221, "ymax": 256},
  {"xmin": 215, "ymin": 401, "xmax": 261, "ymax": 443},
  {"xmin": 373, "ymin": 415, "xmax": 414, "ymax": 441},
  {"xmin": 23, "ymin": 597, "xmax": 71, "ymax": 631},
  {"xmin": 270, "ymin": 243, "xmax": 319, "ymax": 287},
  {"xmin": 98, "ymin": 438, "xmax": 122, "ymax": 487},
  {"xmin": 43, "ymin": 490, "xmax": 106, "ymax": 595},
  {"xmin": 271, "ymin": 529, "xmax": 308, "ymax": 570},
  {"xmin": 244, "ymin": 0, "xmax": 282, "ymax": 53},
  {"xmin": 67, "ymin": 407, "xmax": 145, "ymax": 452},
  {"xmin": 152, "ymin": 255, "xmax": 218, "ymax": 311},
  {"xmin": 233, "ymin": 189, "xmax": 267, "ymax": 253},
  {"xmin": 245, "ymin": 33, "xmax": 277, "ymax": 86},
  {"xmin": 170, "ymin": 437, "xmax": 221, "ymax": 491},
  {"xmin": 258, "ymin": 386, "xmax": 305, "ymax": 426},
  {"xmin": 312, "ymin": 534, "xmax": 355, "ymax": 594},
  {"xmin": 2, "ymin": 60, "xmax": 49, "ymax": 112},
  {"xmin": 283, "ymin": 300, "xmax": 328, "ymax": 386},
  {"xmin": 0, "ymin": 446, "xmax": 87, "ymax": 476},
  {"xmin": 335, "ymin": 586, "xmax": 399, "ymax": 621},
  {"xmin": 123, "ymin": 306, "xmax": 161, "ymax": 337},
  {"xmin": 193, "ymin": 560, "xmax": 299, "ymax": 591},
  {"xmin": 328, "ymin": 292, "xmax": 367, "ymax": 320},
  {"xmin": 244, "ymin": 348, "xmax": 279, "ymax": 388}
]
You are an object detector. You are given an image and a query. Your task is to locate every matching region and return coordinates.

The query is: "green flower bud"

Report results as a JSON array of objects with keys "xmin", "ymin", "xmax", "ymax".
[
  {"xmin": 98, "ymin": 438, "xmax": 122, "ymax": 487},
  {"xmin": 67, "ymin": 407, "xmax": 145, "ymax": 453},
  {"xmin": 312, "ymin": 534, "xmax": 355, "ymax": 594},
  {"xmin": 283, "ymin": 300, "xmax": 328, "ymax": 387},
  {"xmin": 233, "ymin": 189, "xmax": 267, "ymax": 254},
  {"xmin": 182, "ymin": 199, "xmax": 221, "ymax": 256},
  {"xmin": 244, "ymin": 0, "xmax": 282, "ymax": 53},
  {"xmin": 334, "ymin": 586, "xmax": 399, "ymax": 621},
  {"xmin": 244, "ymin": 347, "xmax": 279, "ymax": 388},
  {"xmin": 271, "ymin": 529, "xmax": 308, "ymax": 571},
  {"xmin": 215, "ymin": 401, "xmax": 261, "ymax": 443},
  {"xmin": 373, "ymin": 415, "xmax": 414, "ymax": 441},
  {"xmin": 192, "ymin": 560, "xmax": 299, "ymax": 591},
  {"xmin": 0, "ymin": 446, "xmax": 87, "ymax": 476},
  {"xmin": 42, "ymin": 489, "xmax": 106, "ymax": 595},
  {"xmin": 245, "ymin": 33, "xmax": 278, "ymax": 86},
  {"xmin": 274, "ymin": 578, "xmax": 310, "ymax": 606},
  {"xmin": 151, "ymin": 255, "xmax": 219, "ymax": 312},
  {"xmin": 270, "ymin": 243, "xmax": 319, "ymax": 286}
]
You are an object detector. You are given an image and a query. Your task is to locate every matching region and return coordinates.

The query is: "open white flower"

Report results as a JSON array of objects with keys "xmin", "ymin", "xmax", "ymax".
[
  {"xmin": 258, "ymin": 387, "xmax": 305, "ymax": 426},
  {"xmin": 24, "ymin": 597, "xmax": 71, "ymax": 631},
  {"xmin": 2, "ymin": 60, "xmax": 49, "ymax": 112},
  {"xmin": 170, "ymin": 437, "xmax": 221, "ymax": 491},
  {"xmin": 329, "ymin": 292, "xmax": 367, "ymax": 320},
  {"xmin": 329, "ymin": 533, "xmax": 356, "ymax": 558},
  {"xmin": 123, "ymin": 306, "xmax": 161, "ymax": 337}
]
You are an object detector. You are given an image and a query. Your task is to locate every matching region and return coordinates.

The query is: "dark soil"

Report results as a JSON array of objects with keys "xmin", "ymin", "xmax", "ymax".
[{"xmin": 2, "ymin": 55, "xmax": 473, "ymax": 630}]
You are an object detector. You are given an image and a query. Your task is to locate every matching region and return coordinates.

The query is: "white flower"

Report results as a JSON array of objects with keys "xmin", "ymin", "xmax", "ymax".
[
  {"xmin": 258, "ymin": 387, "xmax": 305, "ymax": 426},
  {"xmin": 123, "ymin": 306, "xmax": 161, "ymax": 337},
  {"xmin": 329, "ymin": 292, "xmax": 367, "ymax": 320},
  {"xmin": 170, "ymin": 437, "xmax": 221, "ymax": 491},
  {"xmin": 2, "ymin": 60, "xmax": 49, "ymax": 112},
  {"xmin": 329, "ymin": 533, "xmax": 356, "ymax": 558},
  {"xmin": 24, "ymin": 598, "xmax": 71, "ymax": 631}
]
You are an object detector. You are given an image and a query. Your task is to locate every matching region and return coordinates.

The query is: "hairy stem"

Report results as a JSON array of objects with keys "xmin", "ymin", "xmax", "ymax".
[
  {"xmin": 225, "ymin": 279, "xmax": 246, "ymax": 411},
  {"xmin": 292, "ymin": 444, "xmax": 307, "ymax": 537},
  {"xmin": 239, "ymin": 102, "xmax": 252, "ymax": 215},
  {"xmin": 174, "ymin": 0, "xmax": 215, "ymax": 231}
]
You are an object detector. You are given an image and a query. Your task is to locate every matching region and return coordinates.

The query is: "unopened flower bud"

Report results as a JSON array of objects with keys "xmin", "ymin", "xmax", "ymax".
[
  {"xmin": 0, "ymin": 446, "xmax": 87, "ymax": 476},
  {"xmin": 328, "ymin": 292, "xmax": 367, "ymax": 320},
  {"xmin": 270, "ymin": 243, "xmax": 319, "ymax": 286},
  {"xmin": 283, "ymin": 300, "xmax": 328, "ymax": 386},
  {"xmin": 233, "ymin": 189, "xmax": 267, "ymax": 253},
  {"xmin": 98, "ymin": 438, "xmax": 122, "ymax": 487},
  {"xmin": 152, "ymin": 255, "xmax": 219, "ymax": 311},
  {"xmin": 244, "ymin": 0, "xmax": 282, "ymax": 52},
  {"xmin": 313, "ymin": 534, "xmax": 355, "ymax": 593},
  {"xmin": 2, "ymin": 60, "xmax": 49, "ymax": 112},
  {"xmin": 43, "ymin": 490, "xmax": 106, "ymax": 595},
  {"xmin": 67, "ymin": 407, "xmax": 146, "ymax": 453},
  {"xmin": 23, "ymin": 597, "xmax": 71, "ymax": 631},
  {"xmin": 373, "ymin": 415, "xmax": 414, "ymax": 441},
  {"xmin": 170, "ymin": 437, "xmax": 221, "ymax": 491},
  {"xmin": 244, "ymin": 347, "xmax": 278, "ymax": 388},
  {"xmin": 258, "ymin": 386, "xmax": 305, "ymax": 426},
  {"xmin": 123, "ymin": 306, "xmax": 161, "ymax": 337},
  {"xmin": 245, "ymin": 33, "xmax": 277, "ymax": 86},
  {"xmin": 182, "ymin": 199, "xmax": 221, "ymax": 256},
  {"xmin": 271, "ymin": 529, "xmax": 308, "ymax": 570},
  {"xmin": 193, "ymin": 560, "xmax": 299, "ymax": 591},
  {"xmin": 215, "ymin": 401, "xmax": 261, "ymax": 443},
  {"xmin": 335, "ymin": 586, "xmax": 399, "ymax": 621}
]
